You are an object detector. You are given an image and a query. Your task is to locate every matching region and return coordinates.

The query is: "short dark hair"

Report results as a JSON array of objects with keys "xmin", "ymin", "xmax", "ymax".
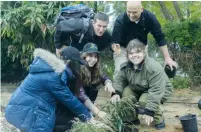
[
  {"xmin": 93, "ymin": 12, "xmax": 109, "ymax": 23},
  {"xmin": 126, "ymin": 39, "xmax": 146, "ymax": 53}
]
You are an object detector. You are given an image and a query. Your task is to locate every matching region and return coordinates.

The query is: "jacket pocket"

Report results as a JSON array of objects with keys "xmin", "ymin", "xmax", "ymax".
[{"xmin": 32, "ymin": 106, "xmax": 49, "ymax": 129}]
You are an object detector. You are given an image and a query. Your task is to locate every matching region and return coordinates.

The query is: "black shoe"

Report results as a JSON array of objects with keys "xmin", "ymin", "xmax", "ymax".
[
  {"xmin": 123, "ymin": 119, "xmax": 140, "ymax": 125},
  {"xmin": 155, "ymin": 120, "xmax": 165, "ymax": 130}
]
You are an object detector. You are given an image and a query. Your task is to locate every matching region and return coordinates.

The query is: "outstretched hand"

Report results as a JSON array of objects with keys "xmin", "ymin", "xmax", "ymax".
[
  {"xmin": 97, "ymin": 111, "xmax": 112, "ymax": 120},
  {"xmin": 112, "ymin": 44, "xmax": 121, "ymax": 54},
  {"xmin": 104, "ymin": 82, "xmax": 115, "ymax": 94}
]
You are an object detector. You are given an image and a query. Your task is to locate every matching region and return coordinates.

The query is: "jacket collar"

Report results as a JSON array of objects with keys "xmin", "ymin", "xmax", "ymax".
[
  {"xmin": 127, "ymin": 61, "xmax": 144, "ymax": 71},
  {"xmin": 33, "ymin": 48, "xmax": 66, "ymax": 73},
  {"xmin": 126, "ymin": 55, "xmax": 148, "ymax": 71}
]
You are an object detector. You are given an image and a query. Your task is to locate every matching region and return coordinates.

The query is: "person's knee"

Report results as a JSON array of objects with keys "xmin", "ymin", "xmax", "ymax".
[
  {"xmin": 122, "ymin": 86, "xmax": 133, "ymax": 97},
  {"xmin": 122, "ymin": 86, "xmax": 138, "ymax": 103}
]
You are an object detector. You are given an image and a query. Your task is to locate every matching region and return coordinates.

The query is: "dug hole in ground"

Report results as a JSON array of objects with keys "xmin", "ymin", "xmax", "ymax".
[{"xmin": 1, "ymin": 83, "xmax": 201, "ymax": 132}]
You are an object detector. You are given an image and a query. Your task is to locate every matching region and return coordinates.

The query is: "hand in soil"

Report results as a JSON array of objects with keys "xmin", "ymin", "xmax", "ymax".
[
  {"xmin": 110, "ymin": 94, "xmax": 120, "ymax": 103},
  {"xmin": 143, "ymin": 114, "xmax": 153, "ymax": 126}
]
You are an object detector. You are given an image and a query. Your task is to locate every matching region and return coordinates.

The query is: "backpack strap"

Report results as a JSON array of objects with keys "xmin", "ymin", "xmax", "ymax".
[
  {"xmin": 78, "ymin": 34, "xmax": 84, "ymax": 44},
  {"xmin": 78, "ymin": 18, "xmax": 90, "ymax": 44}
]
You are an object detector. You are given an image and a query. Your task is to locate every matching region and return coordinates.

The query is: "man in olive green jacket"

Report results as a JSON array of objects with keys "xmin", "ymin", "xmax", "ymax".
[{"xmin": 111, "ymin": 39, "xmax": 173, "ymax": 130}]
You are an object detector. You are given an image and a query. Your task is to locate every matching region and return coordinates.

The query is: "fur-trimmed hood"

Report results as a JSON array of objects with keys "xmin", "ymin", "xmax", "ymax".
[{"xmin": 30, "ymin": 48, "xmax": 66, "ymax": 73}]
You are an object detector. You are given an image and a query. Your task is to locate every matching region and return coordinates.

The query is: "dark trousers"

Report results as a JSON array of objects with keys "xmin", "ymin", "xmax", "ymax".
[
  {"xmin": 53, "ymin": 102, "xmax": 76, "ymax": 132},
  {"xmin": 84, "ymin": 86, "xmax": 99, "ymax": 103}
]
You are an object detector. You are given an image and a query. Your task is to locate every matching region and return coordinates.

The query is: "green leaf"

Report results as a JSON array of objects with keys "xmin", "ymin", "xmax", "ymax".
[
  {"xmin": 24, "ymin": 19, "xmax": 31, "ymax": 25},
  {"xmin": 36, "ymin": 17, "xmax": 42, "ymax": 23},
  {"xmin": 30, "ymin": 23, "xmax": 34, "ymax": 33},
  {"xmin": 22, "ymin": 44, "xmax": 26, "ymax": 53}
]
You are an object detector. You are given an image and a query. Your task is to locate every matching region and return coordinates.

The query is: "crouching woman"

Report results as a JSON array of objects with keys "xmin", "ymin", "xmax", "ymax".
[
  {"xmin": 5, "ymin": 47, "xmax": 93, "ymax": 132},
  {"xmin": 111, "ymin": 39, "xmax": 173, "ymax": 130}
]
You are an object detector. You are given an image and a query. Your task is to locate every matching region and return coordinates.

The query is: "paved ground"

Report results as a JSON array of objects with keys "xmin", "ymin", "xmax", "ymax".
[{"xmin": 1, "ymin": 83, "xmax": 201, "ymax": 132}]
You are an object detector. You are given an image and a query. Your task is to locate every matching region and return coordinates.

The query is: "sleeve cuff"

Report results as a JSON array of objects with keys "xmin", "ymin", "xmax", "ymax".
[
  {"xmin": 111, "ymin": 91, "xmax": 122, "ymax": 98},
  {"xmin": 104, "ymin": 79, "xmax": 112, "ymax": 85},
  {"xmin": 144, "ymin": 108, "xmax": 155, "ymax": 117},
  {"xmin": 158, "ymin": 39, "xmax": 167, "ymax": 47},
  {"xmin": 136, "ymin": 108, "xmax": 155, "ymax": 117}
]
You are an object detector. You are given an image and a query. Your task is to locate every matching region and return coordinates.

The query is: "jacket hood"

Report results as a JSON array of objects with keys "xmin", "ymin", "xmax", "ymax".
[{"xmin": 29, "ymin": 48, "xmax": 66, "ymax": 74}]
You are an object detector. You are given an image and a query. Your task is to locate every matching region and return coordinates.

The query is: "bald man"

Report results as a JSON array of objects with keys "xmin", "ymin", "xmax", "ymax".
[
  {"xmin": 111, "ymin": 1, "xmax": 174, "ymax": 130},
  {"xmin": 111, "ymin": 1, "xmax": 177, "ymax": 78}
]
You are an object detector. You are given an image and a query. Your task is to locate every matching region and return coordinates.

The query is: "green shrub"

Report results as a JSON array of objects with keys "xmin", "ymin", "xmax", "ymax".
[
  {"xmin": 171, "ymin": 76, "xmax": 190, "ymax": 89},
  {"xmin": 164, "ymin": 19, "xmax": 201, "ymax": 88},
  {"xmin": 100, "ymin": 49, "xmax": 115, "ymax": 80}
]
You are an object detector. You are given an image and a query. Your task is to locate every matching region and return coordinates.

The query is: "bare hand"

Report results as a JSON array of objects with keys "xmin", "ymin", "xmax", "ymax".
[
  {"xmin": 110, "ymin": 94, "xmax": 120, "ymax": 103},
  {"xmin": 165, "ymin": 57, "xmax": 177, "ymax": 71},
  {"xmin": 97, "ymin": 111, "xmax": 108, "ymax": 119},
  {"xmin": 104, "ymin": 82, "xmax": 115, "ymax": 94},
  {"xmin": 143, "ymin": 115, "xmax": 153, "ymax": 126},
  {"xmin": 112, "ymin": 44, "xmax": 121, "ymax": 54}
]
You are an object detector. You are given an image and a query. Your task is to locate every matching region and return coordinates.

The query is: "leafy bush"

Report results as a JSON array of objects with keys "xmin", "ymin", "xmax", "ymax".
[
  {"xmin": 1, "ymin": 1, "xmax": 75, "ymax": 80},
  {"xmin": 164, "ymin": 19, "xmax": 201, "ymax": 88},
  {"xmin": 170, "ymin": 76, "xmax": 190, "ymax": 89},
  {"xmin": 1, "ymin": 1, "xmax": 105, "ymax": 81},
  {"xmin": 100, "ymin": 49, "xmax": 115, "ymax": 80}
]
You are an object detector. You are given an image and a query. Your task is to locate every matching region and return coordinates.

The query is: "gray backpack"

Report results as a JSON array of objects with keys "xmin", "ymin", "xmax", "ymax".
[{"xmin": 55, "ymin": 4, "xmax": 94, "ymax": 44}]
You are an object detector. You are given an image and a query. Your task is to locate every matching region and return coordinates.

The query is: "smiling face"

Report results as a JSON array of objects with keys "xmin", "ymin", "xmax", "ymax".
[
  {"xmin": 128, "ymin": 48, "xmax": 145, "ymax": 65},
  {"xmin": 84, "ymin": 53, "xmax": 98, "ymax": 67},
  {"xmin": 93, "ymin": 19, "xmax": 108, "ymax": 36}
]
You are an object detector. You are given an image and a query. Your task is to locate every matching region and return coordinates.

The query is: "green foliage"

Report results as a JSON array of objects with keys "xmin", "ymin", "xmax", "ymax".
[
  {"xmin": 164, "ymin": 19, "xmax": 201, "ymax": 87},
  {"xmin": 164, "ymin": 19, "xmax": 201, "ymax": 47},
  {"xmin": 70, "ymin": 120, "xmax": 113, "ymax": 132},
  {"xmin": 70, "ymin": 97, "xmax": 138, "ymax": 132},
  {"xmin": 170, "ymin": 76, "xmax": 190, "ymax": 89},
  {"xmin": 101, "ymin": 96, "xmax": 138, "ymax": 132},
  {"xmin": 100, "ymin": 49, "xmax": 115, "ymax": 80},
  {"xmin": 1, "ymin": 1, "xmax": 81, "ymax": 79}
]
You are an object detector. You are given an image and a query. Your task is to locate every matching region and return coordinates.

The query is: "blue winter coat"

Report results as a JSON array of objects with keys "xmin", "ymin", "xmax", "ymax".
[{"xmin": 5, "ymin": 48, "xmax": 92, "ymax": 132}]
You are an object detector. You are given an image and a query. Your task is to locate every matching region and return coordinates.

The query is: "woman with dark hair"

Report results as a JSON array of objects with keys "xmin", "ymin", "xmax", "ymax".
[
  {"xmin": 5, "ymin": 47, "xmax": 93, "ymax": 132},
  {"xmin": 54, "ymin": 44, "xmax": 113, "ymax": 132},
  {"xmin": 76, "ymin": 43, "xmax": 115, "ymax": 118},
  {"xmin": 53, "ymin": 59, "xmax": 92, "ymax": 132}
]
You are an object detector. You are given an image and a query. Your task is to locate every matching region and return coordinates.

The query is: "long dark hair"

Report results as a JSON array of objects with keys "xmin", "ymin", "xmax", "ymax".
[
  {"xmin": 81, "ymin": 52, "xmax": 102, "ymax": 87},
  {"xmin": 67, "ymin": 60, "xmax": 82, "ymax": 96}
]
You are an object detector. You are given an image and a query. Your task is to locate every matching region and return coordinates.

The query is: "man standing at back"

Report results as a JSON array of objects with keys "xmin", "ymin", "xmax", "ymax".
[
  {"xmin": 111, "ymin": 1, "xmax": 177, "ymax": 78},
  {"xmin": 55, "ymin": 12, "xmax": 111, "ymax": 55}
]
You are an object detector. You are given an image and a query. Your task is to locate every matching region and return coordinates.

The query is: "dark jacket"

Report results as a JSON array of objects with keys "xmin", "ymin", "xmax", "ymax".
[
  {"xmin": 5, "ymin": 48, "xmax": 91, "ymax": 132},
  {"xmin": 78, "ymin": 73, "xmax": 110, "ymax": 103},
  {"xmin": 112, "ymin": 9, "xmax": 166, "ymax": 47},
  {"xmin": 54, "ymin": 21, "xmax": 111, "ymax": 51}
]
